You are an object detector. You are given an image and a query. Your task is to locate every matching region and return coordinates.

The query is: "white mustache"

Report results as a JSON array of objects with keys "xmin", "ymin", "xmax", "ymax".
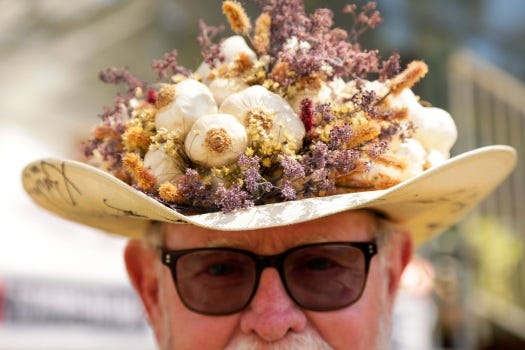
[{"xmin": 224, "ymin": 330, "xmax": 334, "ymax": 350}]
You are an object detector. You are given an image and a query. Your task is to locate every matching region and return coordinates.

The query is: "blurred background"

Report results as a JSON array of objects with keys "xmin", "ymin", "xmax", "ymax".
[{"xmin": 0, "ymin": 0, "xmax": 523, "ymax": 349}]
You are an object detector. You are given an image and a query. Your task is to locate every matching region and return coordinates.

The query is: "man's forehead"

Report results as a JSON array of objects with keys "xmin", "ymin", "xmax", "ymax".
[{"xmin": 162, "ymin": 209, "xmax": 382, "ymax": 251}]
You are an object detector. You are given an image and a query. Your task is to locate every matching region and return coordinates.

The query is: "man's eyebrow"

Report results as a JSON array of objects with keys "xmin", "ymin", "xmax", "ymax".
[{"xmin": 203, "ymin": 237, "xmax": 252, "ymax": 248}]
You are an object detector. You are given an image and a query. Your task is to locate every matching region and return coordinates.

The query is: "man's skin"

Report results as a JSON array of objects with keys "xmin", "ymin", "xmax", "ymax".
[{"xmin": 125, "ymin": 210, "xmax": 412, "ymax": 349}]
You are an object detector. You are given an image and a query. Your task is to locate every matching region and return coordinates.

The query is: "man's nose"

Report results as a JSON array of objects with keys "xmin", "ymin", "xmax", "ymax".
[{"xmin": 239, "ymin": 268, "xmax": 307, "ymax": 342}]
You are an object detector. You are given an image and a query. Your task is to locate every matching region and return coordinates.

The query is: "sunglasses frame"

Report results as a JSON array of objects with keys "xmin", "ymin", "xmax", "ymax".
[{"xmin": 161, "ymin": 241, "xmax": 378, "ymax": 315}]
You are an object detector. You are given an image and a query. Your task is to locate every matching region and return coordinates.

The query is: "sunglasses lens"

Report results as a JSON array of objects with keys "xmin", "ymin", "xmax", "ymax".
[
  {"xmin": 284, "ymin": 244, "xmax": 367, "ymax": 311},
  {"xmin": 176, "ymin": 250, "xmax": 256, "ymax": 315}
]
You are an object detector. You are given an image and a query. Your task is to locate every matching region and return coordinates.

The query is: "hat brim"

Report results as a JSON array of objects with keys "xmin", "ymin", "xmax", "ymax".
[{"xmin": 21, "ymin": 145, "xmax": 516, "ymax": 246}]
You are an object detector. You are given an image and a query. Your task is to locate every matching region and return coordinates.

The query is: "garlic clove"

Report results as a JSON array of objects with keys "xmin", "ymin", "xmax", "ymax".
[
  {"xmin": 208, "ymin": 77, "xmax": 249, "ymax": 105},
  {"xmin": 338, "ymin": 138, "xmax": 427, "ymax": 189},
  {"xmin": 219, "ymin": 85, "xmax": 305, "ymax": 151},
  {"xmin": 143, "ymin": 148, "xmax": 184, "ymax": 186},
  {"xmin": 155, "ymin": 79, "xmax": 218, "ymax": 136},
  {"xmin": 184, "ymin": 113, "xmax": 248, "ymax": 168},
  {"xmin": 195, "ymin": 35, "xmax": 257, "ymax": 81},
  {"xmin": 410, "ymin": 106, "xmax": 458, "ymax": 154}
]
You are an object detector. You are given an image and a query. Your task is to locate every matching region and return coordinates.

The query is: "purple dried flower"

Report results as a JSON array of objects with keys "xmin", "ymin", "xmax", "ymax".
[
  {"xmin": 279, "ymin": 154, "xmax": 306, "ymax": 179},
  {"xmin": 238, "ymin": 154, "xmax": 274, "ymax": 194},
  {"xmin": 303, "ymin": 168, "xmax": 335, "ymax": 196},
  {"xmin": 367, "ymin": 140, "xmax": 389, "ymax": 158},
  {"xmin": 344, "ymin": 1, "xmax": 383, "ymax": 43},
  {"xmin": 214, "ymin": 184, "xmax": 253, "ymax": 212},
  {"xmin": 379, "ymin": 51, "xmax": 401, "ymax": 81},
  {"xmin": 244, "ymin": 167, "xmax": 263, "ymax": 193},
  {"xmin": 349, "ymin": 89, "xmax": 379, "ymax": 116},
  {"xmin": 197, "ymin": 20, "xmax": 226, "ymax": 68},
  {"xmin": 310, "ymin": 8, "xmax": 334, "ymax": 32},
  {"xmin": 238, "ymin": 153, "xmax": 260, "ymax": 168},
  {"xmin": 329, "ymin": 149, "xmax": 359, "ymax": 174},
  {"xmin": 280, "ymin": 180, "xmax": 297, "ymax": 200},
  {"xmin": 98, "ymin": 67, "xmax": 144, "ymax": 91},
  {"xmin": 328, "ymin": 124, "xmax": 353, "ymax": 150},
  {"xmin": 178, "ymin": 169, "xmax": 211, "ymax": 206},
  {"xmin": 308, "ymin": 142, "xmax": 329, "ymax": 169},
  {"xmin": 152, "ymin": 49, "xmax": 191, "ymax": 80},
  {"xmin": 258, "ymin": 0, "xmax": 308, "ymax": 56},
  {"xmin": 314, "ymin": 103, "xmax": 334, "ymax": 122}
]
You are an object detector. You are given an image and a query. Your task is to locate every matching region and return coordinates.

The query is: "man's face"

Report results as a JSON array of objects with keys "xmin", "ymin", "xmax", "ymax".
[{"xmin": 125, "ymin": 210, "xmax": 412, "ymax": 350}]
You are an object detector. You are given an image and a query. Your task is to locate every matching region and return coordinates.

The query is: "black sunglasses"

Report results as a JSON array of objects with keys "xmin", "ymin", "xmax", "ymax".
[{"xmin": 161, "ymin": 241, "xmax": 377, "ymax": 315}]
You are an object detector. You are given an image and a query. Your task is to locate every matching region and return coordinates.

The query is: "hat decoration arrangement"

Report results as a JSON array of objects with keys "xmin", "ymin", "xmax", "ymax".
[{"xmin": 83, "ymin": 0, "xmax": 458, "ymax": 215}]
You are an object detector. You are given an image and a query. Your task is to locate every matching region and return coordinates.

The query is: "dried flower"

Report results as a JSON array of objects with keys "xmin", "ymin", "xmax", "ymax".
[
  {"xmin": 214, "ymin": 183, "xmax": 253, "ymax": 212},
  {"xmin": 122, "ymin": 153, "xmax": 156, "ymax": 191},
  {"xmin": 98, "ymin": 67, "xmax": 144, "ymax": 91},
  {"xmin": 388, "ymin": 60, "xmax": 429, "ymax": 96},
  {"xmin": 279, "ymin": 154, "xmax": 305, "ymax": 179},
  {"xmin": 300, "ymin": 98, "xmax": 315, "ymax": 133},
  {"xmin": 253, "ymin": 13, "xmax": 271, "ymax": 54},
  {"xmin": 152, "ymin": 49, "xmax": 191, "ymax": 80},
  {"xmin": 379, "ymin": 51, "xmax": 401, "ymax": 81},
  {"xmin": 159, "ymin": 182, "xmax": 183, "ymax": 203},
  {"xmin": 80, "ymin": 0, "xmax": 457, "ymax": 214},
  {"xmin": 222, "ymin": 1, "xmax": 252, "ymax": 35},
  {"xmin": 177, "ymin": 169, "xmax": 212, "ymax": 208},
  {"xmin": 197, "ymin": 21, "xmax": 224, "ymax": 69}
]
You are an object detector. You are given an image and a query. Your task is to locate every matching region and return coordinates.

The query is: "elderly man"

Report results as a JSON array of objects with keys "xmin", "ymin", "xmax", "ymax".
[
  {"xmin": 124, "ymin": 211, "xmax": 411, "ymax": 349},
  {"xmin": 22, "ymin": 1, "xmax": 516, "ymax": 349}
]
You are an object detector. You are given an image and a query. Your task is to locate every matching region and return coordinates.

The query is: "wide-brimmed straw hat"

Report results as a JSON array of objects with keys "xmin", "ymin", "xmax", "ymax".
[
  {"xmin": 20, "ymin": 1, "xmax": 517, "ymax": 247},
  {"xmin": 21, "ymin": 145, "xmax": 516, "ymax": 246}
]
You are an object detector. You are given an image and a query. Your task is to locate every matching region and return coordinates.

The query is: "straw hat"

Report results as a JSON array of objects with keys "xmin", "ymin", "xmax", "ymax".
[
  {"xmin": 21, "ymin": 145, "xmax": 515, "ymax": 246},
  {"xmin": 21, "ymin": 2, "xmax": 517, "ymax": 246}
]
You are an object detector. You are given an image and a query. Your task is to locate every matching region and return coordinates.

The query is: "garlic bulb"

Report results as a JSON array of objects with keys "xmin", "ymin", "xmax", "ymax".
[
  {"xmin": 288, "ymin": 81, "xmax": 334, "ymax": 113},
  {"xmin": 184, "ymin": 113, "xmax": 248, "ymax": 167},
  {"xmin": 219, "ymin": 85, "xmax": 305, "ymax": 152},
  {"xmin": 155, "ymin": 79, "xmax": 218, "ymax": 136},
  {"xmin": 143, "ymin": 148, "xmax": 184, "ymax": 186},
  {"xmin": 339, "ymin": 138, "xmax": 427, "ymax": 189},
  {"xmin": 208, "ymin": 77, "xmax": 249, "ymax": 105},
  {"xmin": 347, "ymin": 83, "xmax": 457, "ymax": 167},
  {"xmin": 195, "ymin": 35, "xmax": 257, "ymax": 81},
  {"xmin": 390, "ymin": 89, "xmax": 457, "ymax": 165},
  {"xmin": 410, "ymin": 106, "xmax": 457, "ymax": 156}
]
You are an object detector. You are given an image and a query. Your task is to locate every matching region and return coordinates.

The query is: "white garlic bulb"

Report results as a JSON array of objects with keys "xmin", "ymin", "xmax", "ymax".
[
  {"xmin": 155, "ymin": 79, "xmax": 218, "ymax": 136},
  {"xmin": 288, "ymin": 81, "xmax": 334, "ymax": 113},
  {"xmin": 208, "ymin": 77, "xmax": 249, "ymax": 105},
  {"xmin": 143, "ymin": 148, "xmax": 184, "ymax": 186},
  {"xmin": 219, "ymin": 85, "xmax": 305, "ymax": 151},
  {"xmin": 195, "ymin": 35, "xmax": 257, "ymax": 81},
  {"xmin": 345, "ymin": 138, "xmax": 427, "ymax": 188},
  {"xmin": 184, "ymin": 113, "xmax": 248, "ymax": 168},
  {"xmin": 395, "ymin": 138, "xmax": 427, "ymax": 178},
  {"xmin": 410, "ymin": 106, "xmax": 457, "ymax": 156},
  {"xmin": 390, "ymin": 89, "xmax": 457, "ymax": 165}
]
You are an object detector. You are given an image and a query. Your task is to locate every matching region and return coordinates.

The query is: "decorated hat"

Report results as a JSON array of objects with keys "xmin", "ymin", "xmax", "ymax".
[{"xmin": 22, "ymin": 1, "xmax": 517, "ymax": 247}]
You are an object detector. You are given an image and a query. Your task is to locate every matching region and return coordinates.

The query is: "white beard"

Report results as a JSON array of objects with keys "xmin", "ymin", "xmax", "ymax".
[
  {"xmin": 224, "ymin": 289, "xmax": 392, "ymax": 350},
  {"xmin": 224, "ymin": 329, "xmax": 333, "ymax": 350}
]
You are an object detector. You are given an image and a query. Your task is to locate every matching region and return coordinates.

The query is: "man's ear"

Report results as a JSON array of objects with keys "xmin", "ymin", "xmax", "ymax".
[
  {"xmin": 386, "ymin": 230, "xmax": 413, "ymax": 305},
  {"xmin": 124, "ymin": 240, "xmax": 162, "ymax": 338}
]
